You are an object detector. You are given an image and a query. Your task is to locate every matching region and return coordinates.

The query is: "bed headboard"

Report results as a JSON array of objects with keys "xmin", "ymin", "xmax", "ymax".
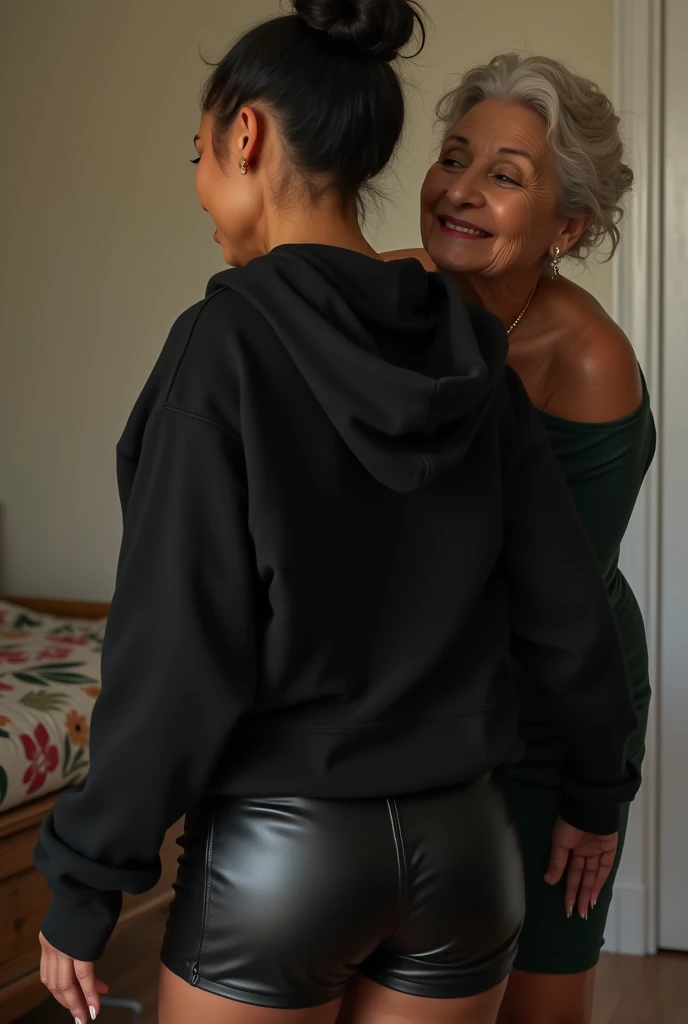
[{"xmin": 3, "ymin": 597, "xmax": 110, "ymax": 620}]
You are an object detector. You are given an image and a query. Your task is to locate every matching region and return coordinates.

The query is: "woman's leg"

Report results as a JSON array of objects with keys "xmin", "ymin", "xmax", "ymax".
[
  {"xmin": 496, "ymin": 970, "xmax": 595, "ymax": 1024},
  {"xmin": 338, "ymin": 975, "xmax": 508, "ymax": 1024},
  {"xmin": 494, "ymin": 768, "xmax": 631, "ymax": 1024},
  {"xmin": 159, "ymin": 965, "xmax": 343, "ymax": 1024}
]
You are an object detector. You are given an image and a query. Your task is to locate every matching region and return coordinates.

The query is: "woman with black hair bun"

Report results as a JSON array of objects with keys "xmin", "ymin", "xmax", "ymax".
[{"xmin": 34, "ymin": 2, "xmax": 638, "ymax": 1023}]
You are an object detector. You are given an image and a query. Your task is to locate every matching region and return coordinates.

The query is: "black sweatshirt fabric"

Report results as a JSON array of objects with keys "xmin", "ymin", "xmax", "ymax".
[{"xmin": 35, "ymin": 245, "xmax": 639, "ymax": 962}]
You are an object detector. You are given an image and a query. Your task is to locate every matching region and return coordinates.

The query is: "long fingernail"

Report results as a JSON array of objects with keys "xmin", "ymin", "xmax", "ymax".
[
  {"xmin": 567, "ymin": 907, "xmax": 573, "ymax": 918},
  {"xmin": 75, "ymin": 1018, "xmax": 83, "ymax": 1024},
  {"xmin": 591, "ymin": 899, "xmax": 597, "ymax": 910},
  {"xmin": 90, "ymin": 1009, "xmax": 97, "ymax": 1021}
]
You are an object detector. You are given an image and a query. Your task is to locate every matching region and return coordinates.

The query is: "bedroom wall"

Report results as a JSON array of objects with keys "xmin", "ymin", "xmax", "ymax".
[{"xmin": 0, "ymin": 0, "xmax": 615, "ymax": 598}]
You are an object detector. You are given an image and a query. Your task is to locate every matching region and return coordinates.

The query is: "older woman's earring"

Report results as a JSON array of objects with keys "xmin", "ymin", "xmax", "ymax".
[
  {"xmin": 240, "ymin": 157, "xmax": 249, "ymax": 175},
  {"xmin": 551, "ymin": 246, "xmax": 561, "ymax": 281}
]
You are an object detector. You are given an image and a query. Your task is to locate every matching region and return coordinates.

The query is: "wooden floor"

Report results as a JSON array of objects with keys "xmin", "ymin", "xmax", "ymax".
[
  {"xmin": 16, "ymin": 911, "xmax": 688, "ymax": 1023},
  {"xmin": 593, "ymin": 950, "xmax": 688, "ymax": 1023}
]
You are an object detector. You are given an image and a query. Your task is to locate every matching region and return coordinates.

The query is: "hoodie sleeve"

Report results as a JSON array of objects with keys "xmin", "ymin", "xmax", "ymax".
[
  {"xmin": 34, "ymin": 406, "xmax": 258, "ymax": 962},
  {"xmin": 502, "ymin": 371, "xmax": 640, "ymax": 836}
]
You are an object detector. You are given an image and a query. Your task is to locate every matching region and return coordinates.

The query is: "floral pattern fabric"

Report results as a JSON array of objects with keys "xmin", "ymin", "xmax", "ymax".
[{"xmin": 0, "ymin": 600, "xmax": 106, "ymax": 812}]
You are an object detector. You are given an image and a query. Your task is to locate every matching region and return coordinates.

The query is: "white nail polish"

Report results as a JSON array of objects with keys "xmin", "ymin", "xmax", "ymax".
[
  {"xmin": 90, "ymin": 1008, "xmax": 97, "ymax": 1020},
  {"xmin": 75, "ymin": 1018, "xmax": 83, "ymax": 1024}
]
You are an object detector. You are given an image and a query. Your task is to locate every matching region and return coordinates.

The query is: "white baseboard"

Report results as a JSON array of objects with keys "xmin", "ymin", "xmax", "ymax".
[{"xmin": 604, "ymin": 883, "xmax": 651, "ymax": 956}]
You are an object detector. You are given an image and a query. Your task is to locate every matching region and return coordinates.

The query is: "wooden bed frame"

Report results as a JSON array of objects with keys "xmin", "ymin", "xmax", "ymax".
[{"xmin": 0, "ymin": 598, "xmax": 180, "ymax": 1024}]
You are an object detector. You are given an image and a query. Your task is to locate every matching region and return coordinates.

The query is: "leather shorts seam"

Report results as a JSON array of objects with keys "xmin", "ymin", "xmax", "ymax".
[
  {"xmin": 199, "ymin": 809, "xmax": 215, "ymax": 964},
  {"xmin": 189, "ymin": 971, "xmax": 338, "ymax": 1009},
  {"xmin": 385, "ymin": 798, "xmax": 408, "ymax": 938}
]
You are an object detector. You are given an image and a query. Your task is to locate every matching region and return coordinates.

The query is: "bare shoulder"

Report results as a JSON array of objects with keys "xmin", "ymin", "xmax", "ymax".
[
  {"xmin": 540, "ymin": 277, "xmax": 643, "ymax": 423},
  {"xmin": 381, "ymin": 248, "xmax": 437, "ymax": 271}
]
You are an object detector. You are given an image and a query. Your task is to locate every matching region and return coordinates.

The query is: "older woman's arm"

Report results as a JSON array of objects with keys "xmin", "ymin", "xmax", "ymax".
[{"xmin": 541, "ymin": 299, "xmax": 653, "ymax": 580}]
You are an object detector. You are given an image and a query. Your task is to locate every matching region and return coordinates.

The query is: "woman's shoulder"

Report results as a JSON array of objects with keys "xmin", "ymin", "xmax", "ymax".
[
  {"xmin": 538, "ymin": 277, "xmax": 643, "ymax": 423},
  {"xmin": 382, "ymin": 247, "xmax": 437, "ymax": 271}
]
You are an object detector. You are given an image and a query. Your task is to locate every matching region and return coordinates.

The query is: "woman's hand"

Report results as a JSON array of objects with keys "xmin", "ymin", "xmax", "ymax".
[
  {"xmin": 39, "ymin": 932, "xmax": 108, "ymax": 1022},
  {"xmin": 545, "ymin": 817, "xmax": 618, "ymax": 919}
]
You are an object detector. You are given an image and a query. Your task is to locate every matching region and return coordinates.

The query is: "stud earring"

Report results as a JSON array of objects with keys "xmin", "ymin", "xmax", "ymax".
[
  {"xmin": 240, "ymin": 157, "xmax": 249, "ymax": 175},
  {"xmin": 551, "ymin": 246, "xmax": 561, "ymax": 281}
]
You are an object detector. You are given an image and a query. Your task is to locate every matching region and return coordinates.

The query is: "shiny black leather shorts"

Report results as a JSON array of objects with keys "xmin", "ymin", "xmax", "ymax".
[{"xmin": 161, "ymin": 778, "xmax": 524, "ymax": 1009}]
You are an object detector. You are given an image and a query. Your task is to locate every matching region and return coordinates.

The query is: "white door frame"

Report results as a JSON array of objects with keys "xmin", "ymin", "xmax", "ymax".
[
  {"xmin": 605, "ymin": 0, "xmax": 664, "ymax": 956},
  {"xmin": 656, "ymin": 0, "xmax": 688, "ymax": 953}
]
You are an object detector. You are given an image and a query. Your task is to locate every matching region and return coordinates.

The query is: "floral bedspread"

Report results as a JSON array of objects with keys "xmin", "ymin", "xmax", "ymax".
[{"xmin": 0, "ymin": 600, "xmax": 106, "ymax": 813}]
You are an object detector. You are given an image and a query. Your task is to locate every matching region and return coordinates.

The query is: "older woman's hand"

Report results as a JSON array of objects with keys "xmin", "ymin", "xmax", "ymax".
[
  {"xmin": 39, "ymin": 932, "xmax": 108, "ymax": 1022},
  {"xmin": 545, "ymin": 818, "xmax": 618, "ymax": 920}
]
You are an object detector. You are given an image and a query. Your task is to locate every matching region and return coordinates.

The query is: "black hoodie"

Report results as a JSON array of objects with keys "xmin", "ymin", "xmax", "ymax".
[{"xmin": 35, "ymin": 245, "xmax": 639, "ymax": 962}]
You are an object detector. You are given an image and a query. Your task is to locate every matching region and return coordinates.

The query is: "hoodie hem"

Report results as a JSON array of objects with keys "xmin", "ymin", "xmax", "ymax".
[{"xmin": 209, "ymin": 704, "xmax": 519, "ymax": 802}]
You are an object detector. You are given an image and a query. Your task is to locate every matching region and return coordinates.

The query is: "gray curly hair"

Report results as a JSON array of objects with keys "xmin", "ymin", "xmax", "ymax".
[{"xmin": 436, "ymin": 53, "xmax": 634, "ymax": 261}]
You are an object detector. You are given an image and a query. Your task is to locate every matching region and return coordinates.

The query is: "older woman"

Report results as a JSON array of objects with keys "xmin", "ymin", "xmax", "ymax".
[{"xmin": 386, "ymin": 54, "xmax": 656, "ymax": 1024}]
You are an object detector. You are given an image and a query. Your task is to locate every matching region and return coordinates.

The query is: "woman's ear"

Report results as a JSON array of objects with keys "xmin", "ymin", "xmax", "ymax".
[
  {"xmin": 235, "ymin": 106, "xmax": 262, "ymax": 171},
  {"xmin": 554, "ymin": 211, "xmax": 594, "ymax": 257}
]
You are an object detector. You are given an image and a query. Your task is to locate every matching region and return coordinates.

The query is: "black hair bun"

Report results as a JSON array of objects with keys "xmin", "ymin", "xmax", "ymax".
[{"xmin": 293, "ymin": 0, "xmax": 424, "ymax": 62}]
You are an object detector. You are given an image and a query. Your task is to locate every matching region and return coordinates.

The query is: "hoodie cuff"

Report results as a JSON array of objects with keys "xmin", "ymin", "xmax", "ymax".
[
  {"xmin": 557, "ymin": 795, "xmax": 620, "ymax": 837},
  {"xmin": 558, "ymin": 761, "xmax": 642, "ymax": 836},
  {"xmin": 40, "ymin": 891, "xmax": 122, "ymax": 962}
]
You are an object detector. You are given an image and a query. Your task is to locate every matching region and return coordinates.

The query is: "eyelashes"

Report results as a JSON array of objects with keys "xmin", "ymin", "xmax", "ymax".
[
  {"xmin": 191, "ymin": 157, "xmax": 200, "ymax": 165},
  {"xmin": 492, "ymin": 174, "xmax": 521, "ymax": 187},
  {"xmin": 440, "ymin": 154, "xmax": 524, "ymax": 187}
]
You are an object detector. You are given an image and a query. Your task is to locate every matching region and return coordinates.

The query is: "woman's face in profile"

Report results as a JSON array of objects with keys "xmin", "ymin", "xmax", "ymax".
[
  {"xmin": 193, "ymin": 112, "xmax": 261, "ymax": 268},
  {"xmin": 420, "ymin": 98, "xmax": 566, "ymax": 278}
]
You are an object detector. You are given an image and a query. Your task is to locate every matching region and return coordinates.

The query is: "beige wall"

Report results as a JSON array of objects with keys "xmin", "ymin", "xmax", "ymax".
[{"xmin": 0, "ymin": 0, "xmax": 615, "ymax": 599}]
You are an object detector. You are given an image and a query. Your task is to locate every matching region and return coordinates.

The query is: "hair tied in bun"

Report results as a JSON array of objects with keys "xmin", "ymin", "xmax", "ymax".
[{"xmin": 292, "ymin": 0, "xmax": 425, "ymax": 62}]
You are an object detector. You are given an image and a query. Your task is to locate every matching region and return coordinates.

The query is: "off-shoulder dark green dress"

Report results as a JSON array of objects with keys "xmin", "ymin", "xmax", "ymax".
[{"xmin": 497, "ymin": 377, "xmax": 656, "ymax": 974}]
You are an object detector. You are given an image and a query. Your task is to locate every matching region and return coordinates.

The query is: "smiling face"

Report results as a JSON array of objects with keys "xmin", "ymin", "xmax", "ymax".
[{"xmin": 421, "ymin": 99, "xmax": 570, "ymax": 278}]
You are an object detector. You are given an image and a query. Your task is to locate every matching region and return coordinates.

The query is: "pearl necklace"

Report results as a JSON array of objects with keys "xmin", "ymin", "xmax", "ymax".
[{"xmin": 507, "ymin": 282, "xmax": 539, "ymax": 336}]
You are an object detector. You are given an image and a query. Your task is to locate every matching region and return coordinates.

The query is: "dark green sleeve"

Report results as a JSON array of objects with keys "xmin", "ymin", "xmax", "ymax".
[
  {"xmin": 537, "ymin": 399, "xmax": 656, "ymax": 582},
  {"xmin": 501, "ymin": 371, "xmax": 640, "ymax": 835}
]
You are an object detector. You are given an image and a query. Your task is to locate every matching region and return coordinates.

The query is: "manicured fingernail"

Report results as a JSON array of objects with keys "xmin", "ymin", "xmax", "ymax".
[
  {"xmin": 75, "ymin": 1018, "xmax": 83, "ymax": 1024},
  {"xmin": 567, "ymin": 907, "xmax": 573, "ymax": 918},
  {"xmin": 581, "ymin": 912, "xmax": 588, "ymax": 921},
  {"xmin": 90, "ymin": 1008, "xmax": 97, "ymax": 1020},
  {"xmin": 591, "ymin": 899, "xmax": 597, "ymax": 910}
]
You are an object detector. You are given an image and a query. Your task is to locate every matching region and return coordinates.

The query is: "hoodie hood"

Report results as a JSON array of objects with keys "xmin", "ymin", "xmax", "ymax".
[{"xmin": 208, "ymin": 244, "xmax": 508, "ymax": 493}]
